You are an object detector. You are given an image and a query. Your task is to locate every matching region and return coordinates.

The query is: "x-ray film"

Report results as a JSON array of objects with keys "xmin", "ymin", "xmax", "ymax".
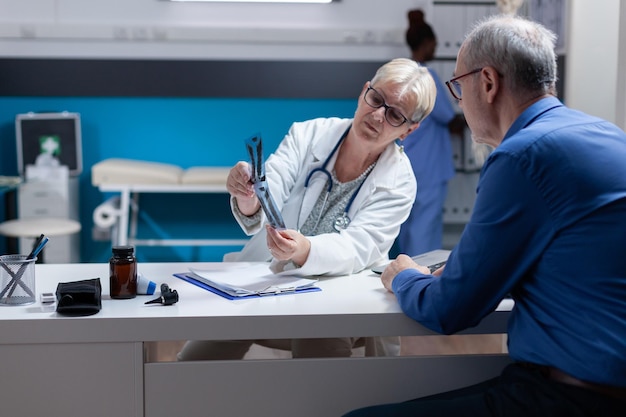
[
  {"xmin": 246, "ymin": 134, "xmax": 265, "ymax": 182},
  {"xmin": 245, "ymin": 134, "xmax": 286, "ymax": 230},
  {"xmin": 254, "ymin": 181, "xmax": 286, "ymax": 230}
]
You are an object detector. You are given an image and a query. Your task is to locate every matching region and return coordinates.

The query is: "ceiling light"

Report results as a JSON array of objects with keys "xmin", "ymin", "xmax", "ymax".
[{"xmin": 167, "ymin": 0, "xmax": 334, "ymax": 3}]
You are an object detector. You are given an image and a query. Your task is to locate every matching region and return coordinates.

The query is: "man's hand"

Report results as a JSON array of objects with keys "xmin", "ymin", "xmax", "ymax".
[{"xmin": 381, "ymin": 254, "xmax": 431, "ymax": 293}]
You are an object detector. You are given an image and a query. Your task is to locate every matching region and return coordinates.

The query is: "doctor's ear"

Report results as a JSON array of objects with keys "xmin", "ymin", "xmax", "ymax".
[
  {"xmin": 400, "ymin": 122, "xmax": 420, "ymax": 139},
  {"xmin": 360, "ymin": 81, "xmax": 371, "ymax": 95}
]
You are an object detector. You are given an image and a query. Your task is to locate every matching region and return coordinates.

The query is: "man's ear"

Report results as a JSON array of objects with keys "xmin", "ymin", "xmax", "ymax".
[
  {"xmin": 399, "ymin": 122, "xmax": 420, "ymax": 139},
  {"xmin": 482, "ymin": 67, "xmax": 500, "ymax": 104}
]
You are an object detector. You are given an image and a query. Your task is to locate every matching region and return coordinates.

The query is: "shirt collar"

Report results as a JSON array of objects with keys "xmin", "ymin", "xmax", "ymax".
[{"xmin": 503, "ymin": 96, "xmax": 564, "ymax": 142}]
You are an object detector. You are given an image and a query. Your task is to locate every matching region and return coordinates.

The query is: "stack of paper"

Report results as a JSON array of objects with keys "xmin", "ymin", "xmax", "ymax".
[{"xmin": 175, "ymin": 263, "xmax": 319, "ymax": 299}]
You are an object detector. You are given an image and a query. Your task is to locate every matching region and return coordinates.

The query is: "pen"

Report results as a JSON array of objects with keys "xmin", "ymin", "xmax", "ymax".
[{"xmin": 28, "ymin": 235, "xmax": 49, "ymax": 260}]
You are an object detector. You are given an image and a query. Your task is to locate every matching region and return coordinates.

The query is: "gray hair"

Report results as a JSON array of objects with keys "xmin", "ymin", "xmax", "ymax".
[
  {"xmin": 462, "ymin": 14, "xmax": 557, "ymax": 97},
  {"xmin": 370, "ymin": 58, "xmax": 436, "ymax": 123}
]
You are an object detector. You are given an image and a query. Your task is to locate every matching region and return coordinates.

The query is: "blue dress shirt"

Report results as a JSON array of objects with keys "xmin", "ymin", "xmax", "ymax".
[{"xmin": 392, "ymin": 96, "xmax": 626, "ymax": 387}]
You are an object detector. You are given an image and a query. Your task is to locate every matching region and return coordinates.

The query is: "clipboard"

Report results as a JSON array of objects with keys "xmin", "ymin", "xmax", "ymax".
[
  {"xmin": 172, "ymin": 263, "xmax": 320, "ymax": 300},
  {"xmin": 174, "ymin": 273, "xmax": 321, "ymax": 300}
]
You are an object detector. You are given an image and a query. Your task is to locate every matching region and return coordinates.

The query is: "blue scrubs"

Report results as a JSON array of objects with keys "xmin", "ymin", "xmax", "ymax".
[{"xmin": 397, "ymin": 67, "xmax": 456, "ymax": 256}]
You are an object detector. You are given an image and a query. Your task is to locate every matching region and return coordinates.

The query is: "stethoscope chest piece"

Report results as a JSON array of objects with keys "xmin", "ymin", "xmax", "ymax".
[{"xmin": 333, "ymin": 213, "xmax": 351, "ymax": 231}]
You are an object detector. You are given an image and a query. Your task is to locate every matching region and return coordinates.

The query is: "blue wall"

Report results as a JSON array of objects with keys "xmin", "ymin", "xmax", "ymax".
[{"xmin": 0, "ymin": 97, "xmax": 356, "ymax": 262}]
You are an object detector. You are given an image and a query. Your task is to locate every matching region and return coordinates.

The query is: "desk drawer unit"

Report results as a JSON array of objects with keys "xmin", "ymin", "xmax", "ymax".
[{"xmin": 144, "ymin": 355, "xmax": 511, "ymax": 417}]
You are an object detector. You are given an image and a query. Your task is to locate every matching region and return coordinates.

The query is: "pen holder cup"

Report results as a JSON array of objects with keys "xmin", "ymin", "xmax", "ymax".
[{"xmin": 0, "ymin": 254, "xmax": 37, "ymax": 306}]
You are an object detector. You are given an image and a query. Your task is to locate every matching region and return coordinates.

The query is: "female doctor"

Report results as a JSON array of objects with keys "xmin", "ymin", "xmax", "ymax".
[{"xmin": 177, "ymin": 58, "xmax": 437, "ymax": 360}]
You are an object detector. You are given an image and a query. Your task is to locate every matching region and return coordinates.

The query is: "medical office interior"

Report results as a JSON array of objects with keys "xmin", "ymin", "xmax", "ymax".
[{"xmin": 0, "ymin": 0, "xmax": 625, "ymax": 357}]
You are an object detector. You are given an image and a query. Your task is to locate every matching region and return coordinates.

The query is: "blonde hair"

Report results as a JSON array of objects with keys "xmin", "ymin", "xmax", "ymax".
[{"xmin": 370, "ymin": 58, "xmax": 436, "ymax": 123}]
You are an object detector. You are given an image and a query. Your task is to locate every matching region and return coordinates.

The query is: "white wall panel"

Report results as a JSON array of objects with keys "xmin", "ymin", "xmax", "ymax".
[
  {"xmin": 0, "ymin": 0, "xmax": 428, "ymax": 60},
  {"xmin": 0, "ymin": 0, "xmax": 55, "ymax": 21},
  {"xmin": 565, "ymin": 0, "xmax": 621, "ymax": 123},
  {"xmin": 616, "ymin": 1, "xmax": 626, "ymax": 130}
]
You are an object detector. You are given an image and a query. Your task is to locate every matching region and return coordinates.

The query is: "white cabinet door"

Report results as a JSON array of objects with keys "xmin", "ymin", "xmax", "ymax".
[{"xmin": 0, "ymin": 342, "xmax": 143, "ymax": 417}]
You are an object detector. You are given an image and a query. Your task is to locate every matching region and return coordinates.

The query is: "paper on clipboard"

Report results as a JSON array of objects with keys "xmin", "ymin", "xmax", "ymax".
[
  {"xmin": 246, "ymin": 134, "xmax": 286, "ymax": 230},
  {"xmin": 184, "ymin": 263, "xmax": 318, "ymax": 297}
]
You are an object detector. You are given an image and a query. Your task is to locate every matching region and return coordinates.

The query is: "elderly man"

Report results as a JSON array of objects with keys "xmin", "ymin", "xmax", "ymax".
[{"xmin": 344, "ymin": 14, "xmax": 626, "ymax": 417}]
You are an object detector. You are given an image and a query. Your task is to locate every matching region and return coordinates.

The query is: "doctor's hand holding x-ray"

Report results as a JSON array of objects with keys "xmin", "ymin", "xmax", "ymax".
[
  {"xmin": 226, "ymin": 160, "xmax": 312, "ymax": 266},
  {"xmin": 226, "ymin": 161, "xmax": 257, "ymax": 209}
]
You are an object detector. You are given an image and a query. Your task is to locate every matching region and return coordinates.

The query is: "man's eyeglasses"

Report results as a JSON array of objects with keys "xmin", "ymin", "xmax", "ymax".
[
  {"xmin": 364, "ymin": 86, "xmax": 411, "ymax": 127},
  {"xmin": 445, "ymin": 68, "xmax": 483, "ymax": 100}
]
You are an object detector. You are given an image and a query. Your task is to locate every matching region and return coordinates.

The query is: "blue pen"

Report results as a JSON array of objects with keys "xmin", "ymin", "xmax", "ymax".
[{"xmin": 28, "ymin": 235, "xmax": 49, "ymax": 260}]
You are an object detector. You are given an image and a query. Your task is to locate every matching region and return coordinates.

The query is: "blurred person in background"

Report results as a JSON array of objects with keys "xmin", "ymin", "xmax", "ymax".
[{"xmin": 396, "ymin": 9, "xmax": 465, "ymax": 257}]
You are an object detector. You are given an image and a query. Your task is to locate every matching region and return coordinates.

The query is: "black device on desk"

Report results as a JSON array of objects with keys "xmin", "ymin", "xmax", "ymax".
[
  {"xmin": 371, "ymin": 249, "xmax": 451, "ymax": 275},
  {"xmin": 145, "ymin": 283, "xmax": 179, "ymax": 306}
]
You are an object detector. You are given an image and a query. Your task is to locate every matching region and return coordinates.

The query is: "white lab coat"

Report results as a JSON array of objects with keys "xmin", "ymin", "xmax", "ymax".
[{"xmin": 226, "ymin": 117, "xmax": 417, "ymax": 276}]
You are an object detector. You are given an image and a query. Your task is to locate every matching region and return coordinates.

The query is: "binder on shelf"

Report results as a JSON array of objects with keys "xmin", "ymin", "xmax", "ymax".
[{"xmin": 174, "ymin": 263, "xmax": 320, "ymax": 300}]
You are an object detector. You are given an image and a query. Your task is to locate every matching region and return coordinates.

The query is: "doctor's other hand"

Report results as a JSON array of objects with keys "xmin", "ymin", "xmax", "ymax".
[
  {"xmin": 381, "ymin": 254, "xmax": 431, "ymax": 293},
  {"xmin": 266, "ymin": 225, "xmax": 311, "ymax": 266},
  {"xmin": 227, "ymin": 161, "xmax": 259, "ymax": 215}
]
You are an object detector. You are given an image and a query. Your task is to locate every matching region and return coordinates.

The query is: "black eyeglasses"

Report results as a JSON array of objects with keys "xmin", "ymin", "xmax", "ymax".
[
  {"xmin": 363, "ymin": 86, "xmax": 410, "ymax": 127},
  {"xmin": 445, "ymin": 68, "xmax": 483, "ymax": 100}
]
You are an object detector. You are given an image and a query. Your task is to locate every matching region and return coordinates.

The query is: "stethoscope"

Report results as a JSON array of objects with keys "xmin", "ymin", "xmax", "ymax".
[{"xmin": 299, "ymin": 127, "xmax": 369, "ymax": 233}]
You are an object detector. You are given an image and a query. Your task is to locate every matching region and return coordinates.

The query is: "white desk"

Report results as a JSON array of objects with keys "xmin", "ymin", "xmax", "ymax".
[{"xmin": 0, "ymin": 262, "xmax": 513, "ymax": 417}]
